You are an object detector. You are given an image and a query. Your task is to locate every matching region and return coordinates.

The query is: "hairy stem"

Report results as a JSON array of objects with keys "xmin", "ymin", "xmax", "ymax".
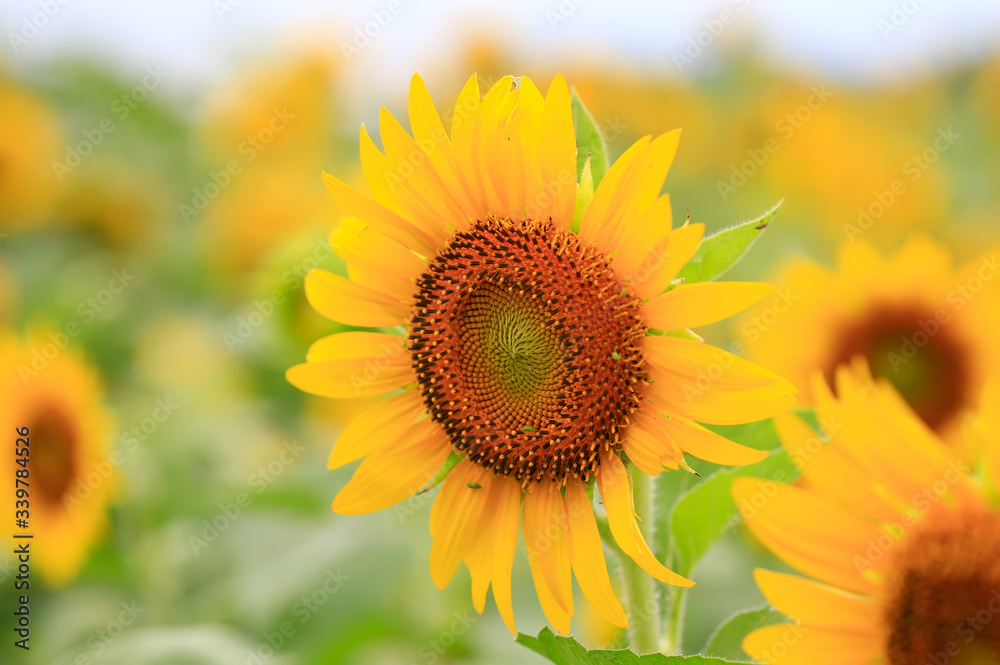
[{"xmin": 623, "ymin": 470, "xmax": 661, "ymax": 653}]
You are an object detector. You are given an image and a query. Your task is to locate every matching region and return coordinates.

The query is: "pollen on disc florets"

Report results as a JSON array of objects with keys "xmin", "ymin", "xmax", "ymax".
[{"xmin": 409, "ymin": 216, "xmax": 647, "ymax": 485}]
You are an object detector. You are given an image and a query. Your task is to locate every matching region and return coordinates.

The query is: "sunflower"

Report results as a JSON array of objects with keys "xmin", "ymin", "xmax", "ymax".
[
  {"xmin": 287, "ymin": 73, "xmax": 796, "ymax": 635},
  {"xmin": 732, "ymin": 360, "xmax": 1000, "ymax": 664},
  {"xmin": 0, "ymin": 329, "xmax": 116, "ymax": 586},
  {"xmin": 740, "ymin": 236, "xmax": 1000, "ymax": 453},
  {"xmin": 0, "ymin": 78, "xmax": 63, "ymax": 228}
]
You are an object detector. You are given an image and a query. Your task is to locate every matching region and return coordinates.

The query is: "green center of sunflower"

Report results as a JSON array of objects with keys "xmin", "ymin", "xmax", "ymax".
[
  {"xmin": 409, "ymin": 216, "xmax": 646, "ymax": 485},
  {"xmin": 882, "ymin": 503, "xmax": 1000, "ymax": 665},
  {"xmin": 28, "ymin": 405, "xmax": 79, "ymax": 506},
  {"xmin": 825, "ymin": 305, "xmax": 973, "ymax": 433}
]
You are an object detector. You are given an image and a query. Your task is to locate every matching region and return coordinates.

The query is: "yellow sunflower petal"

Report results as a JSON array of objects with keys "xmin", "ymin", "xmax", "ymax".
[
  {"xmin": 632, "ymin": 223, "xmax": 706, "ymax": 299},
  {"xmin": 429, "ymin": 461, "xmax": 491, "ymax": 589},
  {"xmin": 465, "ymin": 477, "xmax": 505, "ymax": 613},
  {"xmin": 597, "ymin": 130, "xmax": 681, "ymax": 254},
  {"xmin": 287, "ymin": 332, "xmax": 413, "ymax": 399},
  {"xmin": 754, "ymin": 569, "xmax": 879, "ymax": 634},
  {"xmin": 451, "ymin": 73, "xmax": 487, "ymax": 215},
  {"xmin": 537, "ymin": 74, "xmax": 576, "ymax": 230},
  {"xmin": 330, "ymin": 217, "xmax": 426, "ymax": 299},
  {"xmin": 625, "ymin": 408, "xmax": 687, "ymax": 473},
  {"xmin": 514, "ymin": 76, "xmax": 546, "ymax": 218},
  {"xmin": 523, "ymin": 481, "xmax": 574, "ymax": 615},
  {"xmin": 489, "ymin": 475, "xmax": 523, "ymax": 635},
  {"xmin": 659, "ymin": 413, "xmax": 768, "ymax": 466},
  {"xmin": 331, "ymin": 419, "xmax": 450, "ymax": 514},
  {"xmin": 773, "ymin": 411, "xmax": 901, "ymax": 524},
  {"xmin": 327, "ymin": 391, "xmax": 425, "ymax": 469},
  {"xmin": 378, "ymin": 105, "xmax": 469, "ymax": 234},
  {"xmin": 614, "ymin": 194, "xmax": 672, "ymax": 280},
  {"xmin": 580, "ymin": 136, "xmax": 651, "ymax": 250},
  {"xmin": 644, "ymin": 336, "xmax": 797, "ymax": 425},
  {"xmin": 321, "ymin": 171, "xmax": 439, "ymax": 256},
  {"xmin": 731, "ymin": 477, "xmax": 880, "ymax": 595},
  {"xmin": 743, "ymin": 623, "xmax": 878, "ymax": 665},
  {"xmin": 596, "ymin": 451, "xmax": 693, "ymax": 587},
  {"xmin": 565, "ymin": 479, "xmax": 628, "ymax": 628},
  {"xmin": 303, "ymin": 268, "xmax": 410, "ymax": 328},
  {"xmin": 644, "ymin": 282, "xmax": 774, "ymax": 332},
  {"xmin": 407, "ymin": 73, "xmax": 478, "ymax": 219}
]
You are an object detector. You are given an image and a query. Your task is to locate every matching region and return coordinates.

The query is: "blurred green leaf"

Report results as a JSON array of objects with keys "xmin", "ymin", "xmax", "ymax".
[
  {"xmin": 668, "ymin": 423, "xmax": 801, "ymax": 578},
  {"xmin": 572, "ymin": 89, "xmax": 609, "ymax": 187},
  {"xmin": 702, "ymin": 606, "xmax": 787, "ymax": 662},
  {"xmin": 676, "ymin": 201, "xmax": 783, "ymax": 284},
  {"xmin": 516, "ymin": 628, "xmax": 742, "ymax": 663}
]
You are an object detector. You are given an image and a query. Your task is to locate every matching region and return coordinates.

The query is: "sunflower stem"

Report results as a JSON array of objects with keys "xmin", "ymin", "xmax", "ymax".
[
  {"xmin": 623, "ymin": 469, "xmax": 661, "ymax": 654},
  {"xmin": 664, "ymin": 585, "xmax": 685, "ymax": 655}
]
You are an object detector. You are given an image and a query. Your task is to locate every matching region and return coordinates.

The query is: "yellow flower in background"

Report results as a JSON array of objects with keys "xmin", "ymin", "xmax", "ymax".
[
  {"xmin": 0, "ymin": 329, "xmax": 115, "ymax": 586},
  {"xmin": 761, "ymin": 95, "xmax": 950, "ymax": 242},
  {"xmin": 287, "ymin": 73, "xmax": 796, "ymax": 634},
  {"xmin": 55, "ymin": 157, "xmax": 169, "ymax": 249},
  {"xmin": 0, "ymin": 79, "xmax": 63, "ymax": 228},
  {"xmin": 732, "ymin": 361, "xmax": 1000, "ymax": 664},
  {"xmin": 740, "ymin": 236, "xmax": 1000, "ymax": 452},
  {"xmin": 200, "ymin": 158, "xmax": 338, "ymax": 273},
  {"xmin": 198, "ymin": 50, "xmax": 338, "ymax": 163}
]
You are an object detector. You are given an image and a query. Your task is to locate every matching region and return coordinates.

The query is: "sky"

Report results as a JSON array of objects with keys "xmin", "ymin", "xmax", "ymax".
[{"xmin": 2, "ymin": 0, "xmax": 999, "ymax": 101}]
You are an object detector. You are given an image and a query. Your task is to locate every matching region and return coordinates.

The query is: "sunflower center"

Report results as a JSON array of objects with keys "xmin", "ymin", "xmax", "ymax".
[
  {"xmin": 409, "ymin": 216, "xmax": 646, "ymax": 484},
  {"xmin": 825, "ymin": 305, "xmax": 972, "ymax": 432},
  {"xmin": 27, "ymin": 405, "xmax": 79, "ymax": 506},
  {"xmin": 882, "ymin": 503, "xmax": 1000, "ymax": 665}
]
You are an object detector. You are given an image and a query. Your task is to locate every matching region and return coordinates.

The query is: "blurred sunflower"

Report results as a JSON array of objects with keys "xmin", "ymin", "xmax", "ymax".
[
  {"xmin": 287, "ymin": 73, "xmax": 796, "ymax": 634},
  {"xmin": 0, "ymin": 329, "xmax": 115, "ymax": 586},
  {"xmin": 55, "ymin": 157, "xmax": 169, "ymax": 249},
  {"xmin": 0, "ymin": 78, "xmax": 63, "ymax": 228},
  {"xmin": 740, "ymin": 236, "xmax": 1000, "ymax": 452},
  {"xmin": 761, "ymin": 95, "xmax": 949, "ymax": 242},
  {"xmin": 732, "ymin": 361, "xmax": 1000, "ymax": 664}
]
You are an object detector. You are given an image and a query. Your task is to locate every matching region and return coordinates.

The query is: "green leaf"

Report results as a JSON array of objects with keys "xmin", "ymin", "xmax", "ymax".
[
  {"xmin": 516, "ymin": 628, "xmax": 744, "ymax": 664},
  {"xmin": 676, "ymin": 201, "xmax": 783, "ymax": 284},
  {"xmin": 702, "ymin": 606, "xmax": 788, "ymax": 662},
  {"xmin": 572, "ymin": 88, "xmax": 609, "ymax": 187},
  {"xmin": 668, "ymin": 428, "xmax": 800, "ymax": 578}
]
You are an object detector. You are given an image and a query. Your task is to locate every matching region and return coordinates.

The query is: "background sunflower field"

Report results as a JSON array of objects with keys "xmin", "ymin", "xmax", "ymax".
[{"xmin": 1, "ymin": 1, "xmax": 999, "ymax": 663}]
